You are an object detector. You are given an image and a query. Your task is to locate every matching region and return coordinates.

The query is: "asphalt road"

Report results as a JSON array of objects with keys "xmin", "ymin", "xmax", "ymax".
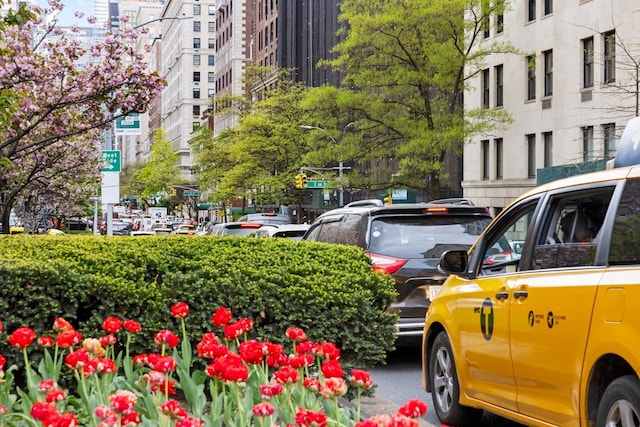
[{"xmin": 363, "ymin": 346, "xmax": 525, "ymax": 427}]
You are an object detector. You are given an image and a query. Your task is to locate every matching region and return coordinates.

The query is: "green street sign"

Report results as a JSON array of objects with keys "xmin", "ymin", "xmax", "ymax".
[
  {"xmin": 184, "ymin": 190, "xmax": 200, "ymax": 197},
  {"xmin": 305, "ymin": 180, "xmax": 329, "ymax": 188},
  {"xmin": 114, "ymin": 113, "xmax": 141, "ymax": 135},
  {"xmin": 101, "ymin": 150, "xmax": 121, "ymax": 172}
]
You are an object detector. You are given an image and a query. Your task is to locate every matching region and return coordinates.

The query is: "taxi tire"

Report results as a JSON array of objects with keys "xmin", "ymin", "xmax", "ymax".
[
  {"xmin": 596, "ymin": 375, "xmax": 640, "ymax": 427},
  {"xmin": 429, "ymin": 331, "xmax": 482, "ymax": 426}
]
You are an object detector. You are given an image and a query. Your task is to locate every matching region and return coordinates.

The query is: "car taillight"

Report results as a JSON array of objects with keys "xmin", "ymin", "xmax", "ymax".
[
  {"xmin": 367, "ymin": 252, "xmax": 408, "ymax": 275},
  {"xmin": 240, "ymin": 223, "xmax": 262, "ymax": 229},
  {"xmin": 425, "ymin": 206, "xmax": 448, "ymax": 213}
]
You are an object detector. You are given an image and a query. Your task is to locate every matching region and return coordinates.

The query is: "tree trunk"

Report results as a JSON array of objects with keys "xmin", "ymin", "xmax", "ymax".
[
  {"xmin": 428, "ymin": 171, "xmax": 441, "ymax": 201},
  {"xmin": 0, "ymin": 204, "xmax": 11, "ymax": 235}
]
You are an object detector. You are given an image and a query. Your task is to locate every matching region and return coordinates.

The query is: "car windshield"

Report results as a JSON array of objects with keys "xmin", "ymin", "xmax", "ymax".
[{"xmin": 368, "ymin": 216, "xmax": 491, "ymax": 259}]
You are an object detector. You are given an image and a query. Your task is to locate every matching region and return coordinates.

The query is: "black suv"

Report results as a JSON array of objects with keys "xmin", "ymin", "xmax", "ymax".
[{"xmin": 302, "ymin": 199, "xmax": 492, "ymax": 344}]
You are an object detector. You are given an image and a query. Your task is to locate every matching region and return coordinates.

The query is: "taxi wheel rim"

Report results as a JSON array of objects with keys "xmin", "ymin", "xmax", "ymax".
[
  {"xmin": 605, "ymin": 399, "xmax": 640, "ymax": 427},
  {"xmin": 433, "ymin": 346, "xmax": 454, "ymax": 414}
]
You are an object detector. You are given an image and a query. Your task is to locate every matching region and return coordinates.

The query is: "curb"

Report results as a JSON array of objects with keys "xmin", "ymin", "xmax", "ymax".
[{"xmin": 345, "ymin": 395, "xmax": 438, "ymax": 427}]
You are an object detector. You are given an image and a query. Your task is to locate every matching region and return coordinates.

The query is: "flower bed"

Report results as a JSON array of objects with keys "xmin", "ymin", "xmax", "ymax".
[{"xmin": 0, "ymin": 303, "xmax": 427, "ymax": 427}]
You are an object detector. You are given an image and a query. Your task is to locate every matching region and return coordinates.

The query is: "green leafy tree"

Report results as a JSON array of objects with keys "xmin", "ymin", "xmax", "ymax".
[
  {"xmin": 192, "ymin": 70, "xmax": 313, "ymax": 210},
  {"xmin": 119, "ymin": 161, "xmax": 146, "ymax": 206},
  {"xmin": 137, "ymin": 129, "xmax": 181, "ymax": 199},
  {"xmin": 326, "ymin": 0, "xmax": 515, "ymax": 199}
]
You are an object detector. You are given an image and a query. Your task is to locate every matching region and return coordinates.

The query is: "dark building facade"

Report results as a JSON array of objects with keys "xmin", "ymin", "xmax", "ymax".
[{"xmin": 278, "ymin": 0, "xmax": 342, "ymax": 87}]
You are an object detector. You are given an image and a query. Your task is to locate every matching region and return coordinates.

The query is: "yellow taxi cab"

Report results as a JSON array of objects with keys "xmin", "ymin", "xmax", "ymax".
[{"xmin": 422, "ymin": 117, "xmax": 640, "ymax": 427}]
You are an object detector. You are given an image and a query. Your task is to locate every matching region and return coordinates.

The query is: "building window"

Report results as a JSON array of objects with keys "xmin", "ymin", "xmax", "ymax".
[
  {"xmin": 208, "ymin": 21, "xmax": 215, "ymax": 32},
  {"xmin": 495, "ymin": 64, "xmax": 503, "ymax": 107},
  {"xmin": 482, "ymin": 140, "xmax": 490, "ymax": 180},
  {"xmin": 193, "ymin": 4, "xmax": 201, "ymax": 15},
  {"xmin": 527, "ymin": 134, "xmax": 536, "ymax": 178},
  {"xmin": 583, "ymin": 126, "xmax": 594, "ymax": 162},
  {"xmin": 193, "ymin": 122, "xmax": 200, "ymax": 132},
  {"xmin": 543, "ymin": 131, "xmax": 553, "ymax": 167},
  {"xmin": 582, "ymin": 37, "xmax": 594, "ymax": 89},
  {"xmin": 208, "ymin": 72, "xmax": 214, "ymax": 83},
  {"xmin": 496, "ymin": 0, "xmax": 504, "ymax": 33},
  {"xmin": 193, "ymin": 71, "xmax": 200, "ymax": 82},
  {"xmin": 193, "ymin": 38, "xmax": 201, "ymax": 49},
  {"xmin": 208, "ymin": 88, "xmax": 214, "ymax": 97},
  {"xmin": 208, "ymin": 55, "xmax": 215, "ymax": 66},
  {"xmin": 526, "ymin": 55, "xmax": 536, "ymax": 100},
  {"xmin": 603, "ymin": 30, "xmax": 616, "ymax": 83},
  {"xmin": 208, "ymin": 38, "xmax": 215, "ymax": 49},
  {"xmin": 481, "ymin": 0, "xmax": 490, "ymax": 38},
  {"xmin": 544, "ymin": 0, "xmax": 552, "ymax": 15},
  {"xmin": 193, "ymin": 88, "xmax": 201, "ymax": 99},
  {"xmin": 544, "ymin": 49, "xmax": 553, "ymax": 97},
  {"xmin": 495, "ymin": 138, "xmax": 503, "ymax": 179},
  {"xmin": 193, "ymin": 105, "xmax": 200, "ymax": 117},
  {"xmin": 193, "ymin": 21, "xmax": 201, "ymax": 32},
  {"xmin": 482, "ymin": 68, "xmax": 490, "ymax": 108},
  {"xmin": 527, "ymin": 0, "xmax": 536, "ymax": 21},
  {"xmin": 603, "ymin": 123, "xmax": 616, "ymax": 159},
  {"xmin": 193, "ymin": 54, "xmax": 201, "ymax": 66},
  {"xmin": 208, "ymin": 5, "xmax": 215, "ymax": 15}
]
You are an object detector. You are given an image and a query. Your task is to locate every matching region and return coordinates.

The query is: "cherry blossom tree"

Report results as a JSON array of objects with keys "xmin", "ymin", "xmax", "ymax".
[{"xmin": 0, "ymin": 0, "xmax": 166, "ymax": 233}]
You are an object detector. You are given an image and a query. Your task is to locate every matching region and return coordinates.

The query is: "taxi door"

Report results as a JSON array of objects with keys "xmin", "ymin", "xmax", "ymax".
[
  {"xmin": 509, "ymin": 187, "xmax": 613, "ymax": 425},
  {"xmin": 453, "ymin": 274, "xmax": 517, "ymax": 411},
  {"xmin": 454, "ymin": 199, "xmax": 541, "ymax": 411}
]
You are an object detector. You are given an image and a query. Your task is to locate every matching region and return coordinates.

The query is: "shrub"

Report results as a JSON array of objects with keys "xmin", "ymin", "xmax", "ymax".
[{"xmin": 0, "ymin": 235, "xmax": 397, "ymax": 373}]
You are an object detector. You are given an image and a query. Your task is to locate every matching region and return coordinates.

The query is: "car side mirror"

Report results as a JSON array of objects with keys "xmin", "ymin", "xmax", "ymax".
[{"xmin": 439, "ymin": 250, "xmax": 468, "ymax": 275}]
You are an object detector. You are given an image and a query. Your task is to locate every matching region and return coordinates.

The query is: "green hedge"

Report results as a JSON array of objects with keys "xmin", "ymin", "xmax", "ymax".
[{"xmin": 0, "ymin": 235, "xmax": 397, "ymax": 370}]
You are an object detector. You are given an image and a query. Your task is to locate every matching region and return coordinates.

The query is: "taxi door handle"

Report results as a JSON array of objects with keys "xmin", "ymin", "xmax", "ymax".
[
  {"xmin": 514, "ymin": 290, "xmax": 528, "ymax": 299},
  {"xmin": 495, "ymin": 292, "xmax": 509, "ymax": 300}
]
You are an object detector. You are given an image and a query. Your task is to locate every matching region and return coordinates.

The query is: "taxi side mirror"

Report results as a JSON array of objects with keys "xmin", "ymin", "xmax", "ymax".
[{"xmin": 439, "ymin": 250, "xmax": 468, "ymax": 274}]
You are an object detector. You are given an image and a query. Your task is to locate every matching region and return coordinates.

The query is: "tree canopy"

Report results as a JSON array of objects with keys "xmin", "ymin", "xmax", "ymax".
[
  {"xmin": 0, "ymin": 0, "xmax": 165, "ymax": 232},
  {"xmin": 194, "ymin": 1, "xmax": 515, "ymax": 207},
  {"xmin": 327, "ymin": 0, "xmax": 513, "ymax": 198}
]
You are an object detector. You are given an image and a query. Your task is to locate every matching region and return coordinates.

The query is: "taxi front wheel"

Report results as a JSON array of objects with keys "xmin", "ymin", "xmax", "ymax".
[
  {"xmin": 429, "ymin": 331, "xmax": 482, "ymax": 426},
  {"xmin": 596, "ymin": 375, "xmax": 640, "ymax": 427}
]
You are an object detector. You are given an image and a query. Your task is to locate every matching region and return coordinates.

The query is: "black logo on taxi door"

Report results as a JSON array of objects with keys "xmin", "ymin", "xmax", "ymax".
[{"xmin": 480, "ymin": 298, "xmax": 494, "ymax": 341}]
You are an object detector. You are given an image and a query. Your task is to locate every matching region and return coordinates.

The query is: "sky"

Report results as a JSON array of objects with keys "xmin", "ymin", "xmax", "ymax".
[{"xmin": 36, "ymin": 0, "xmax": 96, "ymax": 26}]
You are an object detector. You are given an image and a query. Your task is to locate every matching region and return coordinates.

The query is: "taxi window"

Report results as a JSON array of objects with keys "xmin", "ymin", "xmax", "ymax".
[
  {"xmin": 478, "ymin": 201, "xmax": 538, "ymax": 276},
  {"xmin": 609, "ymin": 178, "xmax": 640, "ymax": 265},
  {"xmin": 532, "ymin": 188, "xmax": 613, "ymax": 270}
]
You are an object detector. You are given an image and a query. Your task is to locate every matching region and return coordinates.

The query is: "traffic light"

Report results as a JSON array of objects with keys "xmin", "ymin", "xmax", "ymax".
[
  {"xmin": 301, "ymin": 174, "xmax": 308, "ymax": 187},
  {"xmin": 295, "ymin": 174, "xmax": 303, "ymax": 188},
  {"xmin": 171, "ymin": 188, "xmax": 177, "ymax": 196}
]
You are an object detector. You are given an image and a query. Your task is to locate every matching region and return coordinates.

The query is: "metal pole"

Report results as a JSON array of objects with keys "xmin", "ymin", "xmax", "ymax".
[
  {"xmin": 338, "ymin": 160, "xmax": 344, "ymax": 207},
  {"xmin": 93, "ymin": 199, "xmax": 99, "ymax": 235}
]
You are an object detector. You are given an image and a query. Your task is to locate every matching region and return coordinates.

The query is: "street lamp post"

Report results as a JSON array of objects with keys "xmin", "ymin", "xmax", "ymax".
[{"xmin": 300, "ymin": 123, "xmax": 354, "ymax": 207}]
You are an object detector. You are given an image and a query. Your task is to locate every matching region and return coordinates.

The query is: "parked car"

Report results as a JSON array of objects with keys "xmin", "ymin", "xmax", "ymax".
[
  {"xmin": 422, "ymin": 120, "xmax": 640, "ymax": 427},
  {"xmin": 110, "ymin": 221, "xmax": 133, "ymax": 236},
  {"xmin": 171, "ymin": 224, "xmax": 196, "ymax": 235},
  {"xmin": 302, "ymin": 199, "xmax": 492, "ymax": 343},
  {"xmin": 209, "ymin": 222, "xmax": 266, "ymax": 236},
  {"xmin": 237, "ymin": 212, "xmax": 292, "ymax": 225},
  {"xmin": 150, "ymin": 223, "xmax": 173, "ymax": 235},
  {"xmin": 253, "ymin": 223, "xmax": 310, "ymax": 240}
]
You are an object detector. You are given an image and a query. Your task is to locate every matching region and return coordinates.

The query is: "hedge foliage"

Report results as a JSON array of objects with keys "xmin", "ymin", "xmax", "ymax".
[{"xmin": 0, "ymin": 234, "xmax": 398, "ymax": 371}]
